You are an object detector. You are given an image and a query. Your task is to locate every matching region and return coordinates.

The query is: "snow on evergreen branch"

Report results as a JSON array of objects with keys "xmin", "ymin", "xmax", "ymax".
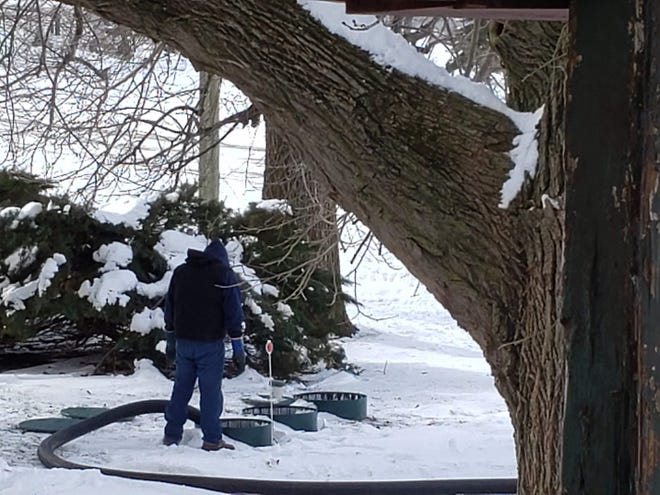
[{"xmin": 1, "ymin": 253, "xmax": 66, "ymax": 314}]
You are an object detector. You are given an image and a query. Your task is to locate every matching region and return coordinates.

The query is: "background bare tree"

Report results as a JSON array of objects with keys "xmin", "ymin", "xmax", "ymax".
[
  {"xmin": 0, "ymin": 0, "xmax": 255, "ymax": 204},
  {"xmin": 263, "ymin": 122, "xmax": 354, "ymax": 336},
  {"xmin": 381, "ymin": 15, "xmax": 503, "ymax": 92}
]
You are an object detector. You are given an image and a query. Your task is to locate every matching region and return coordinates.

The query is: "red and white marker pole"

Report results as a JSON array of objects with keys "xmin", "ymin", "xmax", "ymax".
[
  {"xmin": 265, "ymin": 339, "xmax": 274, "ymax": 444},
  {"xmin": 266, "ymin": 339, "xmax": 273, "ymax": 379}
]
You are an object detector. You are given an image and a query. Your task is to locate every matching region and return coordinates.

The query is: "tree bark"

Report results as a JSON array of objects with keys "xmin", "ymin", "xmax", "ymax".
[
  {"xmin": 198, "ymin": 71, "xmax": 221, "ymax": 201},
  {"xmin": 49, "ymin": 1, "xmax": 568, "ymax": 492},
  {"xmin": 491, "ymin": 20, "xmax": 567, "ymax": 493}
]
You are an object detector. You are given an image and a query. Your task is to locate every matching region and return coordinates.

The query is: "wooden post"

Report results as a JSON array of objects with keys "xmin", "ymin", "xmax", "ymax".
[
  {"xmin": 562, "ymin": 0, "xmax": 659, "ymax": 493},
  {"xmin": 198, "ymin": 71, "xmax": 221, "ymax": 201},
  {"xmin": 636, "ymin": 1, "xmax": 660, "ymax": 492}
]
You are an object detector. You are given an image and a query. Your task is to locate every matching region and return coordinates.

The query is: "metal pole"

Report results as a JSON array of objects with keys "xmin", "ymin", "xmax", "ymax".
[{"xmin": 266, "ymin": 340, "xmax": 274, "ymax": 445}]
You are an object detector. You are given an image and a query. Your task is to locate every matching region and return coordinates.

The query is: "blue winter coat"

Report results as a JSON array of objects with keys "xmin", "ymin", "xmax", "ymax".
[{"xmin": 164, "ymin": 240, "xmax": 243, "ymax": 341}]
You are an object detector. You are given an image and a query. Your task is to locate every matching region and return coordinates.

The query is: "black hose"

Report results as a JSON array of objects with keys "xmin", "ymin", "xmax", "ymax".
[
  {"xmin": 38, "ymin": 399, "xmax": 516, "ymax": 494},
  {"xmin": 38, "ymin": 400, "xmax": 198, "ymax": 470}
]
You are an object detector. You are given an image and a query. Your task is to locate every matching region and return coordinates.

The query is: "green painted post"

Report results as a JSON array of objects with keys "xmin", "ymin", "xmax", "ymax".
[{"xmin": 562, "ymin": 0, "xmax": 660, "ymax": 493}]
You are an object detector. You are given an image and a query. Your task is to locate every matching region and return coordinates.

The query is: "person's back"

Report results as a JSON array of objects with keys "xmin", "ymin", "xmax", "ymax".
[
  {"xmin": 170, "ymin": 250, "xmax": 223, "ymax": 340},
  {"xmin": 167, "ymin": 244, "xmax": 241, "ymax": 342}
]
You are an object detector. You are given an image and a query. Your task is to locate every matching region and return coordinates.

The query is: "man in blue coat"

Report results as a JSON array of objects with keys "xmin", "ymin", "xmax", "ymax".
[{"xmin": 163, "ymin": 239, "xmax": 245, "ymax": 451}]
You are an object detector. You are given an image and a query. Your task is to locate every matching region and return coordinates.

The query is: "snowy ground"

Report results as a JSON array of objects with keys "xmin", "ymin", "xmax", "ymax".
[{"xmin": 0, "ymin": 249, "xmax": 516, "ymax": 494}]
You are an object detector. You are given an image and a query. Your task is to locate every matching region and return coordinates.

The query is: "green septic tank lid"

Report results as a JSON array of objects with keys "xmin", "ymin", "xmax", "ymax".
[
  {"xmin": 18, "ymin": 417, "xmax": 82, "ymax": 433},
  {"xmin": 60, "ymin": 407, "xmax": 110, "ymax": 419},
  {"xmin": 220, "ymin": 417, "xmax": 273, "ymax": 447},
  {"xmin": 242, "ymin": 405, "xmax": 318, "ymax": 432},
  {"xmin": 294, "ymin": 392, "xmax": 368, "ymax": 421}
]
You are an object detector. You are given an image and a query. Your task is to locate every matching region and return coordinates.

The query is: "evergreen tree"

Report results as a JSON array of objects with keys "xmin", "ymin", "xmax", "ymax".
[
  {"xmin": 233, "ymin": 204, "xmax": 355, "ymax": 377},
  {"xmin": 0, "ymin": 172, "xmax": 354, "ymax": 377}
]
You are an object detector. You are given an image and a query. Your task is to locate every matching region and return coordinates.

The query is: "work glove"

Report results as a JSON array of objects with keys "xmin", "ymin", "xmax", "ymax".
[
  {"xmin": 231, "ymin": 337, "xmax": 246, "ymax": 374},
  {"xmin": 165, "ymin": 330, "xmax": 176, "ymax": 363}
]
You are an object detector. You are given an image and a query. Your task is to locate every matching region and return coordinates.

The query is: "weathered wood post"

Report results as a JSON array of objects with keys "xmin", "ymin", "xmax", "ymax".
[
  {"xmin": 562, "ymin": 0, "xmax": 660, "ymax": 493},
  {"xmin": 635, "ymin": 2, "xmax": 660, "ymax": 492},
  {"xmin": 198, "ymin": 71, "xmax": 222, "ymax": 201}
]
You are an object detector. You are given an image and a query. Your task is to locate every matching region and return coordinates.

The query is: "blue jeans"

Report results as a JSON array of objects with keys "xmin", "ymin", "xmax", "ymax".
[{"xmin": 164, "ymin": 338, "xmax": 225, "ymax": 444}]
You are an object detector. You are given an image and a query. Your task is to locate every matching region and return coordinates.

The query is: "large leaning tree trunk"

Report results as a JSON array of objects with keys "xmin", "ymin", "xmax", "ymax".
[
  {"xmin": 53, "ymin": 0, "xmax": 573, "ymax": 492},
  {"xmin": 263, "ymin": 121, "xmax": 354, "ymax": 337}
]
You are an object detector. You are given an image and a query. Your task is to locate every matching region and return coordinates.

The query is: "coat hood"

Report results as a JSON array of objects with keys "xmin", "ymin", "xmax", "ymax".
[
  {"xmin": 184, "ymin": 249, "xmax": 210, "ymax": 265},
  {"xmin": 184, "ymin": 240, "xmax": 229, "ymax": 266},
  {"xmin": 186, "ymin": 239, "xmax": 229, "ymax": 267},
  {"xmin": 203, "ymin": 239, "xmax": 230, "ymax": 266}
]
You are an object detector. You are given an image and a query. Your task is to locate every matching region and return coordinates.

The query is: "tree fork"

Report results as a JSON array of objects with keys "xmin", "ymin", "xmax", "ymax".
[{"xmin": 562, "ymin": 0, "xmax": 660, "ymax": 492}]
